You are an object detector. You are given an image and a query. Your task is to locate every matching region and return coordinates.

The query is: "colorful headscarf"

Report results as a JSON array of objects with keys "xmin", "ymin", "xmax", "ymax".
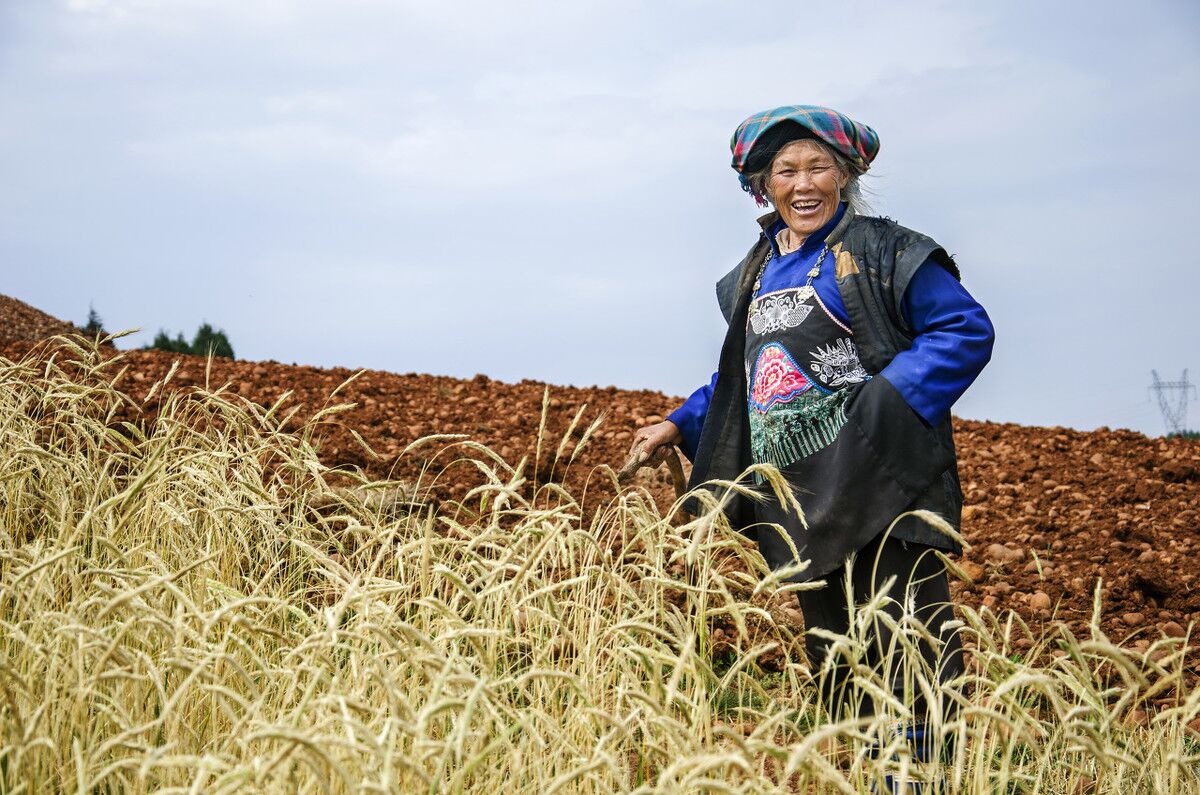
[{"xmin": 730, "ymin": 105, "xmax": 880, "ymax": 205}]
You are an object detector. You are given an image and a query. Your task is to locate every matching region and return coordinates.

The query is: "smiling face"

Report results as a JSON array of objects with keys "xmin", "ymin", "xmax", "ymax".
[{"xmin": 767, "ymin": 138, "xmax": 849, "ymax": 245}]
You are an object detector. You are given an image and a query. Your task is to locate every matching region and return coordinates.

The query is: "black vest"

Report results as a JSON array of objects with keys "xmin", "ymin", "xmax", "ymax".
[{"xmin": 685, "ymin": 208, "xmax": 964, "ymax": 555}]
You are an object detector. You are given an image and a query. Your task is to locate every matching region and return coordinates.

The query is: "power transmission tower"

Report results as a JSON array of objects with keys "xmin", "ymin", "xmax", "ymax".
[{"xmin": 1149, "ymin": 370, "xmax": 1197, "ymax": 436}]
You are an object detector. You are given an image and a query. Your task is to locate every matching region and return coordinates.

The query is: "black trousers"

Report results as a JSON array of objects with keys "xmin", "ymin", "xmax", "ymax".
[{"xmin": 797, "ymin": 529, "xmax": 964, "ymax": 722}]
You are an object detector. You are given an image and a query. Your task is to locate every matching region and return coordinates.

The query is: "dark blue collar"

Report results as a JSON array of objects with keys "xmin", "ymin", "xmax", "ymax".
[{"xmin": 767, "ymin": 202, "xmax": 847, "ymax": 257}]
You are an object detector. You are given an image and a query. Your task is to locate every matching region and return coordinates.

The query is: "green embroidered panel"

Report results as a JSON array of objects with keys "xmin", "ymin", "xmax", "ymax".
[{"xmin": 748, "ymin": 388, "xmax": 851, "ymax": 471}]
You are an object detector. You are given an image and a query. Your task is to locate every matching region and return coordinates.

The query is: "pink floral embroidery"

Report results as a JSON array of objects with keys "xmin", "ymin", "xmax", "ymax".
[{"xmin": 750, "ymin": 343, "xmax": 814, "ymax": 413}]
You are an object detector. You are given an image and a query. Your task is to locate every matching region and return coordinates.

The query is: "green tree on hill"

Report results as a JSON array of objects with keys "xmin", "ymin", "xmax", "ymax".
[
  {"xmin": 83, "ymin": 304, "xmax": 105, "ymax": 336},
  {"xmin": 148, "ymin": 323, "xmax": 235, "ymax": 359},
  {"xmin": 192, "ymin": 322, "xmax": 235, "ymax": 358},
  {"xmin": 150, "ymin": 330, "xmax": 192, "ymax": 354}
]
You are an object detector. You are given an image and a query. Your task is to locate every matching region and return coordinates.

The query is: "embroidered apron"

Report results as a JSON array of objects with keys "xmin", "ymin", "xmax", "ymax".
[{"xmin": 744, "ymin": 250, "xmax": 950, "ymax": 581}]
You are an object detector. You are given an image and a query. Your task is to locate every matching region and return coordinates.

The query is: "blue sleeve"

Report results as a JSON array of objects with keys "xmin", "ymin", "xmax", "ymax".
[
  {"xmin": 667, "ymin": 371, "xmax": 718, "ymax": 461},
  {"xmin": 880, "ymin": 259, "xmax": 995, "ymax": 426}
]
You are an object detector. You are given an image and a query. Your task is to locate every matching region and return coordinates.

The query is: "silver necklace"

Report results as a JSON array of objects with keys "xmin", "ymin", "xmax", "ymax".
[{"xmin": 752, "ymin": 240, "xmax": 830, "ymax": 304}]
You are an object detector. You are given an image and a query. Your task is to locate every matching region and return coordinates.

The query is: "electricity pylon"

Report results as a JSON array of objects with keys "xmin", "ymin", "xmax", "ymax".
[{"xmin": 1149, "ymin": 370, "xmax": 1197, "ymax": 436}]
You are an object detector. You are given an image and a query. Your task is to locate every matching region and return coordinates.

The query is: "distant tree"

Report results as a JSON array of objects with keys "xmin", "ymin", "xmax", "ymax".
[
  {"xmin": 83, "ymin": 304, "xmax": 105, "ymax": 336},
  {"xmin": 147, "ymin": 323, "xmax": 236, "ymax": 359},
  {"xmin": 1169, "ymin": 430, "xmax": 1200, "ymax": 439},
  {"xmin": 150, "ymin": 330, "xmax": 192, "ymax": 354},
  {"xmin": 191, "ymin": 323, "xmax": 235, "ymax": 359}
]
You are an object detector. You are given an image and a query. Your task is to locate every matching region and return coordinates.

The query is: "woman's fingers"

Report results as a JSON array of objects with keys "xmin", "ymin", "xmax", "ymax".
[
  {"xmin": 629, "ymin": 421, "xmax": 681, "ymax": 464},
  {"xmin": 631, "ymin": 431, "xmax": 657, "ymax": 463},
  {"xmin": 638, "ymin": 441, "xmax": 656, "ymax": 463},
  {"xmin": 633, "ymin": 420, "xmax": 672, "ymax": 463},
  {"xmin": 630, "ymin": 432, "xmax": 650, "ymax": 454},
  {"xmin": 618, "ymin": 422, "xmax": 684, "ymax": 484}
]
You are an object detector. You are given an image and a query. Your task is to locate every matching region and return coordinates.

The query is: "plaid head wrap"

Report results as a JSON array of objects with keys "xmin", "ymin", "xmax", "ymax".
[{"xmin": 731, "ymin": 105, "xmax": 880, "ymax": 206}]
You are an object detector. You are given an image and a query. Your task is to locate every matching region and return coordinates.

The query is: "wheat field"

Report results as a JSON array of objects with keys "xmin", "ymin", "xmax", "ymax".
[{"xmin": 0, "ymin": 338, "xmax": 1196, "ymax": 793}]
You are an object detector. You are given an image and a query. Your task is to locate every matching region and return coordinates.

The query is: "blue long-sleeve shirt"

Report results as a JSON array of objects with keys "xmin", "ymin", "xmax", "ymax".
[{"xmin": 667, "ymin": 206, "xmax": 994, "ymax": 460}]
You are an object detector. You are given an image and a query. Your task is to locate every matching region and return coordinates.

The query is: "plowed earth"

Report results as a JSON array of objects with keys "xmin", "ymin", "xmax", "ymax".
[
  {"xmin": 0, "ymin": 295, "xmax": 82, "ymax": 341},
  {"xmin": 4, "ymin": 296, "xmax": 1198, "ymax": 700}
]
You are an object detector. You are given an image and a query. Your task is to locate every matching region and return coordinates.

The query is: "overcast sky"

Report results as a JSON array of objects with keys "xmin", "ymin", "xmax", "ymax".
[{"xmin": 2, "ymin": 0, "xmax": 1198, "ymax": 436}]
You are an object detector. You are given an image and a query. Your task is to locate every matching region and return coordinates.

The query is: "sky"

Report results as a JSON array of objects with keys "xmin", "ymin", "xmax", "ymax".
[{"xmin": 2, "ymin": 0, "xmax": 1198, "ymax": 436}]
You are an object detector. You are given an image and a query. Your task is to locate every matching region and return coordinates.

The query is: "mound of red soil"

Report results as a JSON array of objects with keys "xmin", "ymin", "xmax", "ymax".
[
  {"xmin": 954, "ymin": 423, "xmax": 1199, "ymax": 647},
  {"xmin": 2, "ymin": 295, "xmax": 1197, "ymax": 689},
  {"xmin": 0, "ymin": 295, "xmax": 80, "ymax": 343}
]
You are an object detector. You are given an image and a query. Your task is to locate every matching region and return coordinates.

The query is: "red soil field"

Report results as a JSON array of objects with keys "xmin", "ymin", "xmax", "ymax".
[
  {"xmin": 4, "ymin": 295, "xmax": 1197, "ymax": 701},
  {"xmin": 0, "ymin": 295, "xmax": 81, "ymax": 341}
]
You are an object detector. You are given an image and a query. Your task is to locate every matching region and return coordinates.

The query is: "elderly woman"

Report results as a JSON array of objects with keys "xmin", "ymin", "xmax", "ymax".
[{"xmin": 633, "ymin": 105, "xmax": 994, "ymax": 767}]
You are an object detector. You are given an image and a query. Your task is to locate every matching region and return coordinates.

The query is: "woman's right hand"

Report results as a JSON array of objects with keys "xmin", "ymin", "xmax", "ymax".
[{"xmin": 630, "ymin": 420, "xmax": 683, "ymax": 464}]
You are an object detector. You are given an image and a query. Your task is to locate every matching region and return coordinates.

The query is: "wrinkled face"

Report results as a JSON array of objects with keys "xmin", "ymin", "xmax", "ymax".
[{"xmin": 767, "ymin": 139, "xmax": 848, "ymax": 242}]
